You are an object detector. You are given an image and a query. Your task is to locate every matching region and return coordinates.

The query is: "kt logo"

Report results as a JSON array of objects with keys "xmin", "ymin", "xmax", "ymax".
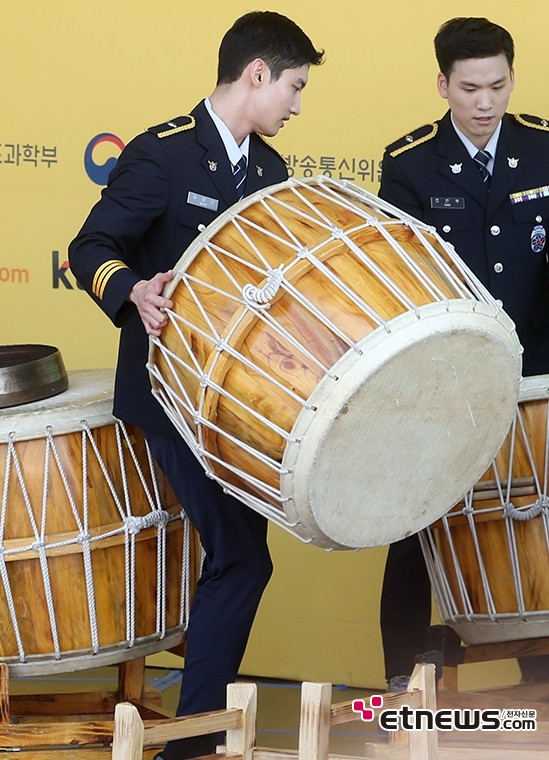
[{"xmin": 52, "ymin": 250, "xmax": 83, "ymax": 290}]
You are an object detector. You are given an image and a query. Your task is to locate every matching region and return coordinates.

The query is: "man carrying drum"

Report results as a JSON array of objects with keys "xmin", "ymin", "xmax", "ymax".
[
  {"xmin": 378, "ymin": 16, "xmax": 549, "ymax": 690},
  {"xmin": 69, "ymin": 12, "xmax": 323, "ymax": 759}
]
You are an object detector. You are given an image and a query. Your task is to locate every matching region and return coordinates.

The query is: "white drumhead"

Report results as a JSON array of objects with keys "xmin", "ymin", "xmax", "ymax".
[
  {"xmin": 0, "ymin": 368, "xmax": 115, "ymax": 443},
  {"xmin": 282, "ymin": 301, "xmax": 521, "ymax": 549}
]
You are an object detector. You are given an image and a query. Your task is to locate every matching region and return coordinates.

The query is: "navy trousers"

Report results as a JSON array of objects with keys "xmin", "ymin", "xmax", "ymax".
[
  {"xmin": 145, "ymin": 429, "xmax": 273, "ymax": 759},
  {"xmin": 380, "ymin": 534, "xmax": 431, "ymax": 682}
]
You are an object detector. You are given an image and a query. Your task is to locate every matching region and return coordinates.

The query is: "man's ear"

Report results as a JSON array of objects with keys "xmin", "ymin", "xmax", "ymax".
[
  {"xmin": 249, "ymin": 58, "xmax": 267, "ymax": 87},
  {"xmin": 437, "ymin": 71, "xmax": 449, "ymax": 100}
]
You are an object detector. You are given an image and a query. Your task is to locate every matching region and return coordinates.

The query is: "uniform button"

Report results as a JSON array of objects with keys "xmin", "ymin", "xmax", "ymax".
[
  {"xmin": 495, "ymin": 299, "xmax": 503, "ymax": 308},
  {"xmin": 490, "ymin": 225, "xmax": 501, "ymax": 236},
  {"xmin": 494, "ymin": 262, "xmax": 504, "ymax": 273},
  {"xmin": 198, "ymin": 224, "xmax": 206, "ymax": 231},
  {"xmin": 536, "ymin": 215, "xmax": 543, "ymax": 223},
  {"xmin": 442, "ymin": 225, "xmax": 451, "ymax": 233}
]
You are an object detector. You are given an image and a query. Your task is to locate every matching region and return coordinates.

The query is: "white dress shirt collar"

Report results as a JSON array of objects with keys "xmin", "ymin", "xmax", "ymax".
[
  {"xmin": 205, "ymin": 97, "xmax": 249, "ymax": 167},
  {"xmin": 450, "ymin": 113, "xmax": 502, "ymax": 174}
]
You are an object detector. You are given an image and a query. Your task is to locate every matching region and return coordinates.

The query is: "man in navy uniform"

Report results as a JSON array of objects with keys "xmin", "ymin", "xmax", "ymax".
[
  {"xmin": 69, "ymin": 12, "xmax": 323, "ymax": 759},
  {"xmin": 378, "ymin": 16, "xmax": 549, "ymax": 690}
]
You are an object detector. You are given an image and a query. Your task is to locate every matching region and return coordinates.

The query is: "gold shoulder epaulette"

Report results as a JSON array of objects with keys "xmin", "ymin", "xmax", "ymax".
[
  {"xmin": 387, "ymin": 123, "xmax": 438, "ymax": 158},
  {"xmin": 514, "ymin": 113, "xmax": 549, "ymax": 132},
  {"xmin": 147, "ymin": 115, "xmax": 196, "ymax": 138}
]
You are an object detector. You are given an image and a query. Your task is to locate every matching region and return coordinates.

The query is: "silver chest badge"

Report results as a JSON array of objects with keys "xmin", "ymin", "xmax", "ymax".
[
  {"xmin": 256, "ymin": 165, "xmax": 263, "ymax": 177},
  {"xmin": 450, "ymin": 163, "xmax": 462, "ymax": 174},
  {"xmin": 208, "ymin": 160, "xmax": 218, "ymax": 172},
  {"xmin": 507, "ymin": 157, "xmax": 519, "ymax": 169},
  {"xmin": 531, "ymin": 224, "xmax": 546, "ymax": 253}
]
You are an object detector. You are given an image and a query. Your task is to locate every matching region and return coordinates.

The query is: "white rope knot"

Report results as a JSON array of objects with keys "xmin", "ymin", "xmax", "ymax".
[
  {"xmin": 243, "ymin": 265, "xmax": 284, "ymax": 308},
  {"xmin": 77, "ymin": 532, "xmax": 92, "ymax": 544},
  {"xmin": 503, "ymin": 499, "xmax": 547, "ymax": 521},
  {"xmin": 125, "ymin": 510, "xmax": 170, "ymax": 535}
]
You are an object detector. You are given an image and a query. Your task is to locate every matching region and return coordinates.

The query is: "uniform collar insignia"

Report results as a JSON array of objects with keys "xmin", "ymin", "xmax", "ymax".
[
  {"xmin": 449, "ymin": 163, "xmax": 462, "ymax": 174},
  {"xmin": 208, "ymin": 160, "xmax": 218, "ymax": 172},
  {"xmin": 256, "ymin": 165, "xmax": 263, "ymax": 177},
  {"xmin": 507, "ymin": 157, "xmax": 519, "ymax": 169}
]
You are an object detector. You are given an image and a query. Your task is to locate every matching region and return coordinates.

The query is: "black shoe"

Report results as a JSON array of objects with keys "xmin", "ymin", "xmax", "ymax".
[{"xmin": 388, "ymin": 675, "xmax": 410, "ymax": 692}]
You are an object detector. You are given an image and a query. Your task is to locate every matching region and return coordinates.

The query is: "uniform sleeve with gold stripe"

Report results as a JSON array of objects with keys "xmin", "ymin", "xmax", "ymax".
[{"xmin": 68, "ymin": 131, "xmax": 171, "ymax": 327}]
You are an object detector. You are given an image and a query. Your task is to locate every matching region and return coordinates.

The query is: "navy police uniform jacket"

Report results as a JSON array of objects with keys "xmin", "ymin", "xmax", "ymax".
[
  {"xmin": 379, "ymin": 111, "xmax": 549, "ymax": 376},
  {"xmin": 69, "ymin": 100, "xmax": 288, "ymax": 434}
]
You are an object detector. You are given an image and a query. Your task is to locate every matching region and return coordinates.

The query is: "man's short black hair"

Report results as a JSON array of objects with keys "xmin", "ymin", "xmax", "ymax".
[
  {"xmin": 435, "ymin": 17, "xmax": 514, "ymax": 79},
  {"xmin": 217, "ymin": 10, "xmax": 324, "ymax": 84}
]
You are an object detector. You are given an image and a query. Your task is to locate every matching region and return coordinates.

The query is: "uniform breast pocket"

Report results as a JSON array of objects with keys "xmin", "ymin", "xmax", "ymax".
[
  {"xmin": 178, "ymin": 197, "xmax": 222, "ymax": 235},
  {"xmin": 511, "ymin": 198, "xmax": 549, "ymax": 259},
  {"xmin": 428, "ymin": 210, "xmax": 473, "ymax": 238}
]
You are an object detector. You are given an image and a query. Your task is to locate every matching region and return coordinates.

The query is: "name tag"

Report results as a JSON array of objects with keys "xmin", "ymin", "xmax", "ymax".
[
  {"xmin": 430, "ymin": 197, "xmax": 465, "ymax": 210},
  {"xmin": 187, "ymin": 191, "xmax": 219, "ymax": 212}
]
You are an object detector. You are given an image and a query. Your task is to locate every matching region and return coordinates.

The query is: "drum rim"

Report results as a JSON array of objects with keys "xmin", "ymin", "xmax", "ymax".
[
  {"xmin": 2, "ymin": 628, "xmax": 186, "ymax": 677},
  {"xmin": 281, "ymin": 300, "xmax": 521, "ymax": 549},
  {"xmin": 0, "ymin": 368, "xmax": 116, "ymax": 442},
  {"xmin": 518, "ymin": 372, "xmax": 549, "ymax": 401}
]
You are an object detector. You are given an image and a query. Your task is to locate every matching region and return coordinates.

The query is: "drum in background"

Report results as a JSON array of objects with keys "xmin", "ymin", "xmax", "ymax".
[
  {"xmin": 0, "ymin": 369, "xmax": 200, "ymax": 676},
  {"xmin": 148, "ymin": 176, "xmax": 521, "ymax": 550},
  {"xmin": 420, "ymin": 374, "xmax": 549, "ymax": 645}
]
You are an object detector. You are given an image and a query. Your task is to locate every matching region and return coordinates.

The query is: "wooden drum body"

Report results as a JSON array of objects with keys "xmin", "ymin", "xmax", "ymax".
[
  {"xmin": 0, "ymin": 369, "xmax": 199, "ymax": 676},
  {"xmin": 421, "ymin": 374, "xmax": 549, "ymax": 645},
  {"xmin": 148, "ymin": 176, "xmax": 522, "ymax": 550}
]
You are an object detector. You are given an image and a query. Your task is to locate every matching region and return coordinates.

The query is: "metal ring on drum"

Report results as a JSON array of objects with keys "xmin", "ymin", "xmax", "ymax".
[
  {"xmin": 420, "ymin": 373, "xmax": 549, "ymax": 645},
  {"xmin": 148, "ymin": 175, "xmax": 522, "ymax": 550},
  {"xmin": 0, "ymin": 369, "xmax": 200, "ymax": 676}
]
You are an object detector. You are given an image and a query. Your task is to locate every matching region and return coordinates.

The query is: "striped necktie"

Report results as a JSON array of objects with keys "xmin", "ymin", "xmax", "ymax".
[
  {"xmin": 233, "ymin": 155, "xmax": 247, "ymax": 199},
  {"xmin": 473, "ymin": 149, "xmax": 491, "ymax": 184}
]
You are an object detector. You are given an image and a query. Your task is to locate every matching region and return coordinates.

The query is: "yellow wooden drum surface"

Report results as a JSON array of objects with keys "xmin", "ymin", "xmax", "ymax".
[
  {"xmin": 148, "ymin": 176, "xmax": 522, "ymax": 550},
  {"xmin": 0, "ymin": 369, "xmax": 200, "ymax": 675},
  {"xmin": 421, "ymin": 373, "xmax": 549, "ymax": 645}
]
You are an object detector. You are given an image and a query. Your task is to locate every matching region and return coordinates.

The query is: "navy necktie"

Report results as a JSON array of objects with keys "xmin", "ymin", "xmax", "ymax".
[
  {"xmin": 233, "ymin": 155, "xmax": 247, "ymax": 199},
  {"xmin": 473, "ymin": 149, "xmax": 491, "ymax": 184}
]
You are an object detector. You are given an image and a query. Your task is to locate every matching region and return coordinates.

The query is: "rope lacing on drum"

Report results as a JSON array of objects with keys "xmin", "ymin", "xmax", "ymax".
[
  {"xmin": 503, "ymin": 497, "xmax": 549, "ymax": 521},
  {"xmin": 0, "ymin": 419, "xmax": 193, "ymax": 665},
  {"xmin": 1, "ymin": 435, "xmax": 34, "ymax": 661},
  {"xmin": 125, "ymin": 510, "xmax": 170, "ymax": 535},
  {"xmin": 125, "ymin": 505, "xmax": 170, "ymax": 640},
  {"xmin": 179, "ymin": 507, "xmax": 196, "ymax": 631},
  {"xmin": 242, "ymin": 265, "xmax": 284, "ymax": 308}
]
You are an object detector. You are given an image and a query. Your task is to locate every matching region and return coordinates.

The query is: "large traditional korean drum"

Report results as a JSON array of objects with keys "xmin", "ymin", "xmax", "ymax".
[
  {"xmin": 148, "ymin": 176, "xmax": 522, "ymax": 550},
  {"xmin": 0, "ymin": 369, "xmax": 199, "ymax": 675},
  {"xmin": 421, "ymin": 374, "xmax": 549, "ymax": 645}
]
